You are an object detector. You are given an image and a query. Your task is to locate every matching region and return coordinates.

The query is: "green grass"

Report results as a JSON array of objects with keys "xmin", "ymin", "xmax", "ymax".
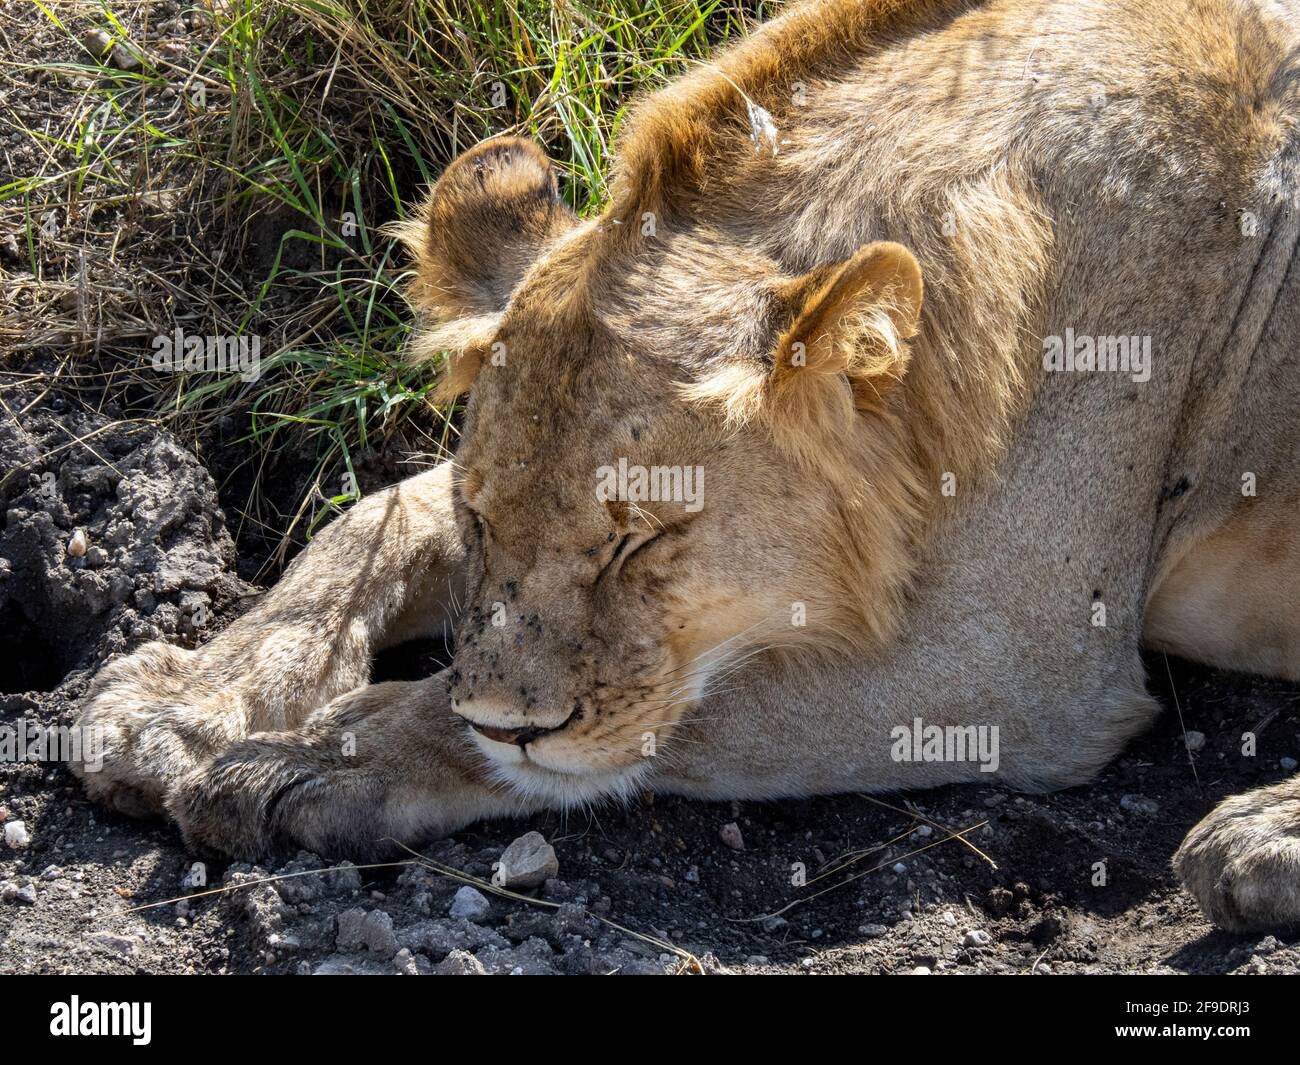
[{"xmin": 3, "ymin": 0, "xmax": 775, "ymax": 560}]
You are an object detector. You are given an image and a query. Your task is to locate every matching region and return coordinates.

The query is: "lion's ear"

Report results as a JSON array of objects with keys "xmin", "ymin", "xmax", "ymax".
[
  {"xmin": 680, "ymin": 242, "xmax": 923, "ymax": 439},
  {"xmin": 770, "ymin": 241, "xmax": 923, "ymax": 415},
  {"xmin": 395, "ymin": 137, "xmax": 577, "ymax": 321}
]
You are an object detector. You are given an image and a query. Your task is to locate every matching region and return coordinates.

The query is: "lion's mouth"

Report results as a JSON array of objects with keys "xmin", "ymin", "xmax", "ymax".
[
  {"xmin": 456, "ymin": 702, "xmax": 579, "ymax": 751},
  {"xmin": 468, "ymin": 714, "xmax": 572, "ymax": 748}
]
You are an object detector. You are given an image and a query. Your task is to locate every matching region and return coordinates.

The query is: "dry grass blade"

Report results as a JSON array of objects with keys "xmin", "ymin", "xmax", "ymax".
[{"xmin": 735, "ymin": 820, "xmax": 991, "ymax": 922}]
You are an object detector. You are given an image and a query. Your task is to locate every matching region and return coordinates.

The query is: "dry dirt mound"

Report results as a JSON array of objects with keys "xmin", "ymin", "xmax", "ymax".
[{"xmin": 0, "ymin": 381, "xmax": 248, "ymax": 693}]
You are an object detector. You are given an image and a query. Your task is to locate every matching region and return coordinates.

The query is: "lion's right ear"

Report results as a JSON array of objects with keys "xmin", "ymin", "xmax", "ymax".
[{"xmin": 394, "ymin": 137, "xmax": 577, "ymax": 321}]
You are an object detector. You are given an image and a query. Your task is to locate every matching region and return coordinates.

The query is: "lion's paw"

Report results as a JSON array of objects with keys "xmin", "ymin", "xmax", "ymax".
[
  {"xmin": 1175, "ymin": 781, "xmax": 1300, "ymax": 933},
  {"xmin": 168, "ymin": 733, "xmax": 391, "ymax": 862},
  {"xmin": 72, "ymin": 642, "xmax": 237, "ymax": 819}
]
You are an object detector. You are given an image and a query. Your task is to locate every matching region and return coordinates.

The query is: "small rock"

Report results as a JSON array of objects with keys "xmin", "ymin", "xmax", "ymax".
[
  {"xmin": 719, "ymin": 822, "xmax": 745, "ymax": 851},
  {"xmin": 333, "ymin": 908, "xmax": 398, "ymax": 958},
  {"xmin": 436, "ymin": 949, "xmax": 487, "ymax": 975},
  {"xmin": 1184, "ymin": 730, "xmax": 1206, "ymax": 752},
  {"xmin": 334, "ymin": 908, "xmax": 367, "ymax": 951},
  {"xmin": 963, "ymin": 929, "xmax": 992, "ymax": 948},
  {"xmin": 80, "ymin": 28, "xmax": 143, "ymax": 71},
  {"xmin": 110, "ymin": 44, "xmax": 142, "ymax": 71},
  {"xmin": 1255, "ymin": 935, "xmax": 1280, "ymax": 955},
  {"xmin": 2, "ymin": 880, "xmax": 37, "ymax": 905},
  {"xmin": 360, "ymin": 910, "xmax": 398, "ymax": 959},
  {"xmin": 941, "ymin": 911, "xmax": 957, "ymax": 927},
  {"xmin": 910, "ymin": 966, "xmax": 932, "ymax": 975},
  {"xmin": 449, "ymin": 886, "xmax": 491, "ymax": 921},
  {"xmin": 497, "ymin": 832, "xmax": 559, "ymax": 889},
  {"xmin": 1119, "ymin": 794, "xmax": 1160, "ymax": 817},
  {"xmin": 87, "ymin": 931, "xmax": 142, "ymax": 957},
  {"xmin": 1280, "ymin": 756, "xmax": 1298, "ymax": 772},
  {"xmin": 857, "ymin": 923, "xmax": 888, "ymax": 938},
  {"xmin": 79, "ymin": 28, "xmax": 114, "ymax": 60},
  {"xmin": 313, "ymin": 954, "xmax": 389, "ymax": 976},
  {"xmin": 684, "ymin": 865, "xmax": 700, "ymax": 884},
  {"xmin": 4, "ymin": 820, "xmax": 31, "ymax": 849},
  {"xmin": 67, "ymin": 528, "xmax": 88, "ymax": 557}
]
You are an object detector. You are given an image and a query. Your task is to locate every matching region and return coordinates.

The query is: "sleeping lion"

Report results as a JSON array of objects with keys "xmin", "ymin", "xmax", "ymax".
[{"xmin": 73, "ymin": 0, "xmax": 1300, "ymax": 933}]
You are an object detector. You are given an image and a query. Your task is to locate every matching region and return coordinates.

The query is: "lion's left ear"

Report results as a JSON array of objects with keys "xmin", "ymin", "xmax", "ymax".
[
  {"xmin": 771, "ymin": 241, "xmax": 923, "ymax": 415},
  {"xmin": 392, "ymin": 137, "xmax": 578, "ymax": 401},
  {"xmin": 398, "ymin": 137, "xmax": 577, "ymax": 321}
]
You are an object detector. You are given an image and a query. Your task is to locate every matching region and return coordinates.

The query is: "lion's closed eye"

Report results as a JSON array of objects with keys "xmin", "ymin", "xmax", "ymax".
[{"xmin": 599, "ymin": 530, "xmax": 661, "ymax": 582}]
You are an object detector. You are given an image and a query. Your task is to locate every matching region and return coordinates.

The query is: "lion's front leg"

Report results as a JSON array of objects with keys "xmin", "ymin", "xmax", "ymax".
[
  {"xmin": 169, "ymin": 673, "xmax": 535, "ymax": 861},
  {"xmin": 1174, "ymin": 775, "xmax": 1300, "ymax": 933},
  {"xmin": 72, "ymin": 462, "xmax": 465, "ymax": 822}
]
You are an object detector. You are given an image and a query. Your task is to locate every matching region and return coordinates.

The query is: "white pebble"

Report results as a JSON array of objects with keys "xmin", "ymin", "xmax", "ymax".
[
  {"xmin": 4, "ymin": 821, "xmax": 30, "ymax": 849},
  {"xmin": 67, "ymin": 528, "xmax": 88, "ymax": 558}
]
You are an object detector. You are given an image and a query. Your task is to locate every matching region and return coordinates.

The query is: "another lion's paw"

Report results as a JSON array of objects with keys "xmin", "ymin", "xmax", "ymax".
[{"xmin": 1175, "ymin": 781, "xmax": 1300, "ymax": 933}]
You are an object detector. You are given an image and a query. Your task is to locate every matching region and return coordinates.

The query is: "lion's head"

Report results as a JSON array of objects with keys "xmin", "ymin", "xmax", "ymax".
[{"xmin": 397, "ymin": 137, "xmax": 924, "ymax": 800}]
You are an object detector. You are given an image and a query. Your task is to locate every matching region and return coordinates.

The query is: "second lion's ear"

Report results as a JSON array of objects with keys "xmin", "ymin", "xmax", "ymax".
[{"xmin": 396, "ymin": 137, "xmax": 577, "ymax": 320}]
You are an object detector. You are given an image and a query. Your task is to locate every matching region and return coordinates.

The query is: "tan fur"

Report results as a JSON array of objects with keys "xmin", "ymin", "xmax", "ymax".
[
  {"xmin": 74, "ymin": 0, "xmax": 1300, "ymax": 933},
  {"xmin": 1147, "ymin": 494, "xmax": 1300, "ymax": 679}
]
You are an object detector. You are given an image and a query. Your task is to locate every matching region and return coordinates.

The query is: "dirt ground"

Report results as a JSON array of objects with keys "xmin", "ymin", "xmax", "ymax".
[
  {"xmin": 2, "ymin": 360, "xmax": 1299, "ymax": 977},
  {"xmin": 3, "ymin": 1, "xmax": 1299, "ymax": 978}
]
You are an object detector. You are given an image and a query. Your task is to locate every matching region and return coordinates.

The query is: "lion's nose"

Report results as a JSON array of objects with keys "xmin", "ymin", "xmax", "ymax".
[{"xmin": 467, "ymin": 721, "xmax": 555, "ymax": 748}]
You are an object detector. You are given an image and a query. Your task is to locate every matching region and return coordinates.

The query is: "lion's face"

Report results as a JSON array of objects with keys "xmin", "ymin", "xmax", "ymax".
[
  {"xmin": 400, "ymin": 137, "xmax": 923, "ymax": 797},
  {"xmin": 447, "ymin": 323, "xmax": 820, "ymax": 793}
]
